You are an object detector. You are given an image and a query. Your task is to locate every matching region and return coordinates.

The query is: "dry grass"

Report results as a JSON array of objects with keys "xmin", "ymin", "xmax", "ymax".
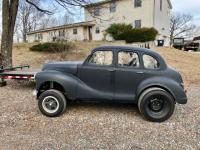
[{"xmin": 13, "ymin": 41, "xmax": 200, "ymax": 85}]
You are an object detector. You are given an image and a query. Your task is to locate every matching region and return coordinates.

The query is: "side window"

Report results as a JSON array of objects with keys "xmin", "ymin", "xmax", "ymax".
[
  {"xmin": 143, "ymin": 54, "xmax": 159, "ymax": 69},
  {"xmin": 118, "ymin": 51, "xmax": 140, "ymax": 67},
  {"xmin": 88, "ymin": 51, "xmax": 113, "ymax": 66}
]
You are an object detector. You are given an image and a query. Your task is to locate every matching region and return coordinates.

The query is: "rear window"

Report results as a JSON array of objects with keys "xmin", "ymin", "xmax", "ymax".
[{"xmin": 143, "ymin": 54, "xmax": 159, "ymax": 69}]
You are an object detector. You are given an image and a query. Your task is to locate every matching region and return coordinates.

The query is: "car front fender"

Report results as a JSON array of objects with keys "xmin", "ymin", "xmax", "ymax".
[
  {"xmin": 35, "ymin": 70, "xmax": 79, "ymax": 100},
  {"xmin": 136, "ymin": 77, "xmax": 187, "ymax": 104}
]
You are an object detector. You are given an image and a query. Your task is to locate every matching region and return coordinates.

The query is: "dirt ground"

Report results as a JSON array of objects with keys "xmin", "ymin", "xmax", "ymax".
[{"xmin": 0, "ymin": 41, "xmax": 200, "ymax": 149}]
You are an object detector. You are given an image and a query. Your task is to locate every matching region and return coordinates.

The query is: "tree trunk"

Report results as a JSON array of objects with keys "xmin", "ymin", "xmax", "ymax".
[{"xmin": 0, "ymin": 0, "xmax": 19, "ymax": 67}]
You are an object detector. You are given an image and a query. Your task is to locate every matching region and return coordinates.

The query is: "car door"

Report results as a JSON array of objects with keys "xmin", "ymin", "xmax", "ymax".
[
  {"xmin": 114, "ymin": 50, "xmax": 144, "ymax": 102},
  {"xmin": 77, "ymin": 50, "xmax": 115, "ymax": 100}
]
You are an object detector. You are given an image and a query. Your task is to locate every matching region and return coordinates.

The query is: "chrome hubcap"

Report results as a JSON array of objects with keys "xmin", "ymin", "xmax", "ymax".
[{"xmin": 42, "ymin": 96, "xmax": 59, "ymax": 114}]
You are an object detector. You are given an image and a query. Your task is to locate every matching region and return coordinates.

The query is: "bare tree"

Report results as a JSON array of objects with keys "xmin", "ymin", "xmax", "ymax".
[
  {"xmin": 62, "ymin": 13, "xmax": 74, "ymax": 25},
  {"xmin": 170, "ymin": 12, "xmax": 196, "ymax": 45},
  {"xmin": 0, "ymin": 0, "xmax": 19, "ymax": 67},
  {"xmin": 0, "ymin": 0, "xmax": 94, "ymax": 67},
  {"xmin": 17, "ymin": 0, "xmax": 41, "ymax": 42},
  {"xmin": 0, "ymin": 2, "xmax": 2, "ymax": 42}
]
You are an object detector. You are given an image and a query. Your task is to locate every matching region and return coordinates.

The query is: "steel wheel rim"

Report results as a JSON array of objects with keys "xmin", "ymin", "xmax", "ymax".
[
  {"xmin": 42, "ymin": 96, "xmax": 59, "ymax": 114},
  {"xmin": 149, "ymin": 98, "xmax": 164, "ymax": 112}
]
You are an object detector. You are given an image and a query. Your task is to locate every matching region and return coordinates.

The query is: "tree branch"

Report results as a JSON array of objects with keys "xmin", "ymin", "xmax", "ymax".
[{"xmin": 25, "ymin": 0, "xmax": 53, "ymax": 15}]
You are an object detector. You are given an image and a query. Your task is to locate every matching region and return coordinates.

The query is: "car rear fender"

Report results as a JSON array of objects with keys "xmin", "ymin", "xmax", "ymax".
[{"xmin": 136, "ymin": 77, "xmax": 187, "ymax": 104}]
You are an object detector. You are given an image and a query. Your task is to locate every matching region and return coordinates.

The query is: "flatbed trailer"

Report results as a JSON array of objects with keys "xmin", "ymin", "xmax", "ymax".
[{"xmin": 0, "ymin": 65, "xmax": 40, "ymax": 86}]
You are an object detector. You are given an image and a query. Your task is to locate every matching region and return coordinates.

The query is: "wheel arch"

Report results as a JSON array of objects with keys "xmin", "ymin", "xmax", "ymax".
[
  {"xmin": 37, "ymin": 81, "xmax": 66, "ymax": 98},
  {"xmin": 137, "ymin": 84, "xmax": 176, "ymax": 103}
]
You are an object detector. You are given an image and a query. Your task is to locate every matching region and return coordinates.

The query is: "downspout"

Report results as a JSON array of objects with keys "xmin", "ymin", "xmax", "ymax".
[{"xmin": 153, "ymin": 0, "xmax": 155, "ymax": 27}]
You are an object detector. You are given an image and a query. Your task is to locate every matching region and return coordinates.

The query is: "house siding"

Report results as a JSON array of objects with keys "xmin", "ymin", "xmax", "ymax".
[
  {"xmin": 154, "ymin": 0, "xmax": 171, "ymax": 46},
  {"xmin": 85, "ymin": 0, "xmax": 155, "ymax": 41},
  {"xmin": 27, "ymin": 0, "xmax": 171, "ymax": 46},
  {"xmin": 27, "ymin": 26, "xmax": 87, "ymax": 43}
]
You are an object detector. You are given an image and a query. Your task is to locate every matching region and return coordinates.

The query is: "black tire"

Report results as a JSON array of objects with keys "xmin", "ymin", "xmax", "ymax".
[
  {"xmin": 138, "ymin": 88, "xmax": 175, "ymax": 122},
  {"xmin": 38, "ymin": 89, "xmax": 67, "ymax": 117}
]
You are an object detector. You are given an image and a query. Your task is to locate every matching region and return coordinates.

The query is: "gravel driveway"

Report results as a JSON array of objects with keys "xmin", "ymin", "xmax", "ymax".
[{"xmin": 0, "ymin": 81, "xmax": 199, "ymax": 150}]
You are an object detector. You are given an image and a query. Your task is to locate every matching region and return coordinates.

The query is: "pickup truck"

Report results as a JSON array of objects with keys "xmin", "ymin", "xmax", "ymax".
[{"xmin": 35, "ymin": 46, "xmax": 187, "ymax": 122}]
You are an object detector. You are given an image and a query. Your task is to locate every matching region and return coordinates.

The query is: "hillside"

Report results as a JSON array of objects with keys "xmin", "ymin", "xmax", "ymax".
[{"xmin": 13, "ymin": 41, "xmax": 200, "ymax": 85}]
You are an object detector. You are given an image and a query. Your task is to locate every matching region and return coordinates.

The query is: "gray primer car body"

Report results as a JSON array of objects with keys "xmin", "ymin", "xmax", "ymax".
[{"xmin": 35, "ymin": 46, "xmax": 187, "ymax": 104}]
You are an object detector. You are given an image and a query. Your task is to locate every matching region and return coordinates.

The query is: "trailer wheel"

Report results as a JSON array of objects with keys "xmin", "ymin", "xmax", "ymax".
[
  {"xmin": 138, "ymin": 88, "xmax": 175, "ymax": 122},
  {"xmin": 38, "ymin": 89, "xmax": 67, "ymax": 117}
]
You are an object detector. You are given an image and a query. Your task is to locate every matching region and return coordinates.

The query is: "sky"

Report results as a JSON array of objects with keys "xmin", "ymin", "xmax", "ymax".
[
  {"xmin": 0, "ymin": 0, "xmax": 200, "ymax": 36},
  {"xmin": 171, "ymin": 0, "xmax": 200, "ymax": 25}
]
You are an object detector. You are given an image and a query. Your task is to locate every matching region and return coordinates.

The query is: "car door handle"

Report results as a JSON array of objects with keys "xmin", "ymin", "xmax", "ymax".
[
  {"xmin": 108, "ymin": 69, "xmax": 115, "ymax": 72},
  {"xmin": 137, "ymin": 71, "xmax": 144, "ymax": 74}
]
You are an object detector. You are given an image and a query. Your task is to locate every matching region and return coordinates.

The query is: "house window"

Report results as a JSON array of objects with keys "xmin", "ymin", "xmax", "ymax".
[
  {"xmin": 59, "ymin": 30, "xmax": 65, "ymax": 37},
  {"xmin": 135, "ymin": 20, "xmax": 141, "ymax": 28},
  {"xmin": 134, "ymin": 0, "xmax": 142, "ymax": 7},
  {"xmin": 36, "ymin": 33, "xmax": 43, "ymax": 40},
  {"xmin": 73, "ymin": 29, "xmax": 77, "ymax": 35},
  {"xmin": 40, "ymin": 34, "xmax": 43, "ymax": 40},
  {"xmin": 95, "ymin": 27, "xmax": 100, "ymax": 34},
  {"xmin": 94, "ymin": 8, "xmax": 100, "ymax": 16},
  {"xmin": 160, "ymin": 0, "xmax": 162, "ymax": 11},
  {"xmin": 110, "ymin": 3, "xmax": 116, "ymax": 13}
]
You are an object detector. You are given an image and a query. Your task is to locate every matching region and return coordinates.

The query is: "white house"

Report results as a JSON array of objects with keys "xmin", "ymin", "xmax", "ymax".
[{"xmin": 27, "ymin": 0, "xmax": 172, "ymax": 46}]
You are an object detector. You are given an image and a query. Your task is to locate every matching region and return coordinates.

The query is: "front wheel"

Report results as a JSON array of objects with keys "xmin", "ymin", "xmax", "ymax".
[
  {"xmin": 38, "ymin": 89, "xmax": 67, "ymax": 117},
  {"xmin": 138, "ymin": 88, "xmax": 175, "ymax": 122}
]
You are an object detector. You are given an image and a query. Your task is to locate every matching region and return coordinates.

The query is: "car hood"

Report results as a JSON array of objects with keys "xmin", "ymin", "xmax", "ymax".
[{"xmin": 42, "ymin": 61, "xmax": 83, "ymax": 75}]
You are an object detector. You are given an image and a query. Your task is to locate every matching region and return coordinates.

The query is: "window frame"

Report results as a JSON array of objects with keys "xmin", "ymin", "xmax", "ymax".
[
  {"xmin": 135, "ymin": 20, "xmax": 141, "ymax": 28},
  {"xmin": 95, "ymin": 27, "xmax": 100, "ymax": 34},
  {"xmin": 85, "ymin": 50, "xmax": 114, "ymax": 67},
  {"xmin": 116, "ymin": 50, "xmax": 141, "ymax": 69},
  {"xmin": 73, "ymin": 28, "xmax": 78, "ymax": 35},
  {"xmin": 142, "ymin": 53, "xmax": 160, "ymax": 70},
  {"xmin": 110, "ymin": 2, "xmax": 116, "ymax": 13},
  {"xmin": 134, "ymin": 0, "xmax": 142, "ymax": 8},
  {"xmin": 94, "ymin": 7, "xmax": 100, "ymax": 16}
]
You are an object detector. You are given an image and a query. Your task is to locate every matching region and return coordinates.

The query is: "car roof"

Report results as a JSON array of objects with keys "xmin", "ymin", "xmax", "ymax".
[
  {"xmin": 92, "ymin": 45, "xmax": 167, "ymax": 69},
  {"xmin": 93, "ymin": 45, "xmax": 159, "ymax": 55}
]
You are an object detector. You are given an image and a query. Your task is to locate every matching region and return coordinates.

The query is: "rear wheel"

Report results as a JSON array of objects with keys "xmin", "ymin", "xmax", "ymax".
[
  {"xmin": 138, "ymin": 88, "xmax": 175, "ymax": 122},
  {"xmin": 38, "ymin": 89, "xmax": 67, "ymax": 117}
]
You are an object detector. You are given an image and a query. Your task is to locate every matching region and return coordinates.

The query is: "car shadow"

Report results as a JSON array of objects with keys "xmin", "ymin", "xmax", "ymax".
[{"xmin": 67, "ymin": 100, "xmax": 140, "ymax": 115}]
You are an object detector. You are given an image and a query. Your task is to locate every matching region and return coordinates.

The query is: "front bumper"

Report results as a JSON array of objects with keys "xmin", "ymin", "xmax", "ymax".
[{"xmin": 33, "ymin": 89, "xmax": 38, "ymax": 97}]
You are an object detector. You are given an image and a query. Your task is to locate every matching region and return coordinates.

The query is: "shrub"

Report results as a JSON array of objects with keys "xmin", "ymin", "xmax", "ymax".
[
  {"xmin": 106, "ymin": 23, "xmax": 133, "ymax": 40},
  {"xmin": 30, "ymin": 42, "xmax": 73, "ymax": 53},
  {"xmin": 106, "ymin": 24, "xmax": 158, "ymax": 43},
  {"xmin": 125, "ymin": 28, "xmax": 158, "ymax": 43}
]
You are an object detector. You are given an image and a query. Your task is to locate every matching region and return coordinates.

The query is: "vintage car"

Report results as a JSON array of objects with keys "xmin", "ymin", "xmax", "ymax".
[{"xmin": 35, "ymin": 46, "xmax": 187, "ymax": 122}]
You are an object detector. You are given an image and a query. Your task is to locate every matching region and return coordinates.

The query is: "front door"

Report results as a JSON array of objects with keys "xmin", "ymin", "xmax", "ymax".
[
  {"xmin": 78, "ymin": 50, "xmax": 114, "ymax": 100},
  {"xmin": 114, "ymin": 50, "xmax": 143, "ymax": 102},
  {"xmin": 88, "ymin": 26, "xmax": 93, "ymax": 40}
]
